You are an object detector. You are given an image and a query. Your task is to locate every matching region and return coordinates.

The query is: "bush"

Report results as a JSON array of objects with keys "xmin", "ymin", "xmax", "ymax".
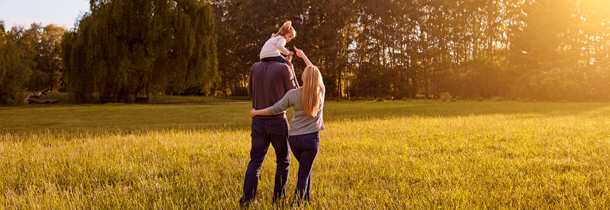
[
  {"xmin": 440, "ymin": 92, "xmax": 452, "ymax": 102},
  {"xmin": 231, "ymin": 87, "xmax": 249, "ymax": 96}
]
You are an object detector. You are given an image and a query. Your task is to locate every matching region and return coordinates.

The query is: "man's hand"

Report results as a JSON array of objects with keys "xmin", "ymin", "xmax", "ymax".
[{"xmin": 250, "ymin": 108, "xmax": 257, "ymax": 118}]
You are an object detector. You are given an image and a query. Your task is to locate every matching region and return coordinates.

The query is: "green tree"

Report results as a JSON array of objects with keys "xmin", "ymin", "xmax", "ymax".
[
  {"xmin": 212, "ymin": 0, "xmax": 609, "ymax": 101},
  {"xmin": 212, "ymin": 0, "xmax": 357, "ymax": 97},
  {"xmin": 18, "ymin": 23, "xmax": 66, "ymax": 91},
  {"xmin": 0, "ymin": 21, "xmax": 33, "ymax": 104},
  {"xmin": 508, "ymin": 0, "xmax": 581, "ymax": 100},
  {"xmin": 62, "ymin": 0, "xmax": 218, "ymax": 103}
]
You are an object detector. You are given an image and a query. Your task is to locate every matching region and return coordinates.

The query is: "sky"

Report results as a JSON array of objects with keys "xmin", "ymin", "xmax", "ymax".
[{"xmin": 0, "ymin": 0, "xmax": 91, "ymax": 30}]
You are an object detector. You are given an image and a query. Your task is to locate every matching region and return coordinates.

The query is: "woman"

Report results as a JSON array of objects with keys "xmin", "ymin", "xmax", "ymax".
[{"xmin": 250, "ymin": 46, "xmax": 325, "ymax": 206}]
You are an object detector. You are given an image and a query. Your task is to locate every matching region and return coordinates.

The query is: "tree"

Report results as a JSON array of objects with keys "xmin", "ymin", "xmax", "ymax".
[
  {"xmin": 20, "ymin": 23, "xmax": 66, "ymax": 92},
  {"xmin": 210, "ymin": 0, "xmax": 610, "ymax": 101},
  {"xmin": 0, "ymin": 21, "xmax": 33, "ymax": 104},
  {"xmin": 62, "ymin": 0, "xmax": 218, "ymax": 103},
  {"xmin": 211, "ymin": 0, "xmax": 357, "ymax": 97},
  {"xmin": 508, "ymin": 0, "xmax": 582, "ymax": 100}
]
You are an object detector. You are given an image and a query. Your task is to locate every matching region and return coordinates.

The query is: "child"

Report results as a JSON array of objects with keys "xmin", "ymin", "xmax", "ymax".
[{"xmin": 259, "ymin": 21, "xmax": 297, "ymax": 64}]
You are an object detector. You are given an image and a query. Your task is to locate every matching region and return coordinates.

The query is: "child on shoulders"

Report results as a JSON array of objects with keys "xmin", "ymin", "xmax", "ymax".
[{"xmin": 259, "ymin": 21, "xmax": 296, "ymax": 65}]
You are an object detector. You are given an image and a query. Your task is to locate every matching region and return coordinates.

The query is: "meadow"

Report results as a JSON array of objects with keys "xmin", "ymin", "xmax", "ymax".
[{"xmin": 1, "ymin": 99, "xmax": 609, "ymax": 209}]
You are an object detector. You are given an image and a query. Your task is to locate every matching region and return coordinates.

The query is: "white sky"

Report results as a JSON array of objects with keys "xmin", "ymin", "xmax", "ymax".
[{"xmin": 0, "ymin": 0, "xmax": 90, "ymax": 30}]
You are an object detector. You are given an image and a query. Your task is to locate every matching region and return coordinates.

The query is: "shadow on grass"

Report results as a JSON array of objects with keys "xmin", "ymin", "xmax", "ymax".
[{"xmin": 2, "ymin": 100, "xmax": 610, "ymax": 137}]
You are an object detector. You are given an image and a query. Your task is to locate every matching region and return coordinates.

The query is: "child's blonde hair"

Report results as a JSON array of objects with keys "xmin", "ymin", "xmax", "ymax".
[
  {"xmin": 272, "ymin": 21, "xmax": 296, "ymax": 39},
  {"xmin": 299, "ymin": 65, "xmax": 323, "ymax": 117}
]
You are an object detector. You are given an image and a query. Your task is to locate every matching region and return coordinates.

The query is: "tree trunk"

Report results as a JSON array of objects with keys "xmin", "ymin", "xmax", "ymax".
[
  {"xmin": 120, "ymin": 86, "xmax": 132, "ymax": 103},
  {"xmin": 24, "ymin": 87, "xmax": 59, "ymax": 104}
]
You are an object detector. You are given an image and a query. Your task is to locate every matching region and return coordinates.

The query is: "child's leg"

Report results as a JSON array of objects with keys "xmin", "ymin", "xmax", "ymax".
[
  {"xmin": 262, "ymin": 56, "xmax": 294, "ymax": 74},
  {"xmin": 261, "ymin": 56, "xmax": 288, "ymax": 64}
]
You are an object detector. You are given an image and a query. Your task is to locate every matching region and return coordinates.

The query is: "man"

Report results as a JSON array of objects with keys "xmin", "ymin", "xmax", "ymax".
[{"xmin": 240, "ymin": 56, "xmax": 299, "ymax": 207}]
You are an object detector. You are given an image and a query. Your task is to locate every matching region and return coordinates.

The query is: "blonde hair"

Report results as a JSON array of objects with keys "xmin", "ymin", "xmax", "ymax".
[
  {"xmin": 299, "ymin": 65, "xmax": 323, "ymax": 117},
  {"xmin": 272, "ymin": 21, "xmax": 296, "ymax": 39}
]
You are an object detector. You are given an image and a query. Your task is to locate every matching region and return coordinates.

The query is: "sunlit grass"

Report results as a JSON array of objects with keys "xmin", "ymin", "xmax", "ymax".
[{"xmin": 1, "ymin": 100, "xmax": 610, "ymax": 209}]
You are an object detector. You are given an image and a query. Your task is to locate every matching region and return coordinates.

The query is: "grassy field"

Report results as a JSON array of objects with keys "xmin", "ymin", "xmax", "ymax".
[
  {"xmin": 14, "ymin": 92, "xmax": 245, "ymax": 106},
  {"xmin": 1, "ymin": 100, "xmax": 610, "ymax": 209}
]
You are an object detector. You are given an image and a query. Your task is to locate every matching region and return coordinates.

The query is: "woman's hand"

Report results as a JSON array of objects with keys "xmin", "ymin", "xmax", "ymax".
[{"xmin": 250, "ymin": 108, "xmax": 257, "ymax": 118}]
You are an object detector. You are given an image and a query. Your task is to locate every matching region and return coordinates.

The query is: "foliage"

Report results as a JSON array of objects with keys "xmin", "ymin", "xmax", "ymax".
[
  {"xmin": 440, "ymin": 92, "xmax": 452, "ymax": 102},
  {"xmin": 212, "ymin": 0, "xmax": 610, "ymax": 101},
  {"xmin": 61, "ymin": 0, "xmax": 218, "ymax": 103},
  {"xmin": 526, "ymin": 61, "xmax": 610, "ymax": 101},
  {"xmin": 5, "ymin": 0, "xmax": 610, "ymax": 102},
  {"xmin": 211, "ymin": 0, "xmax": 357, "ymax": 97},
  {"xmin": 2, "ymin": 101, "xmax": 610, "ymax": 208},
  {"xmin": 20, "ymin": 24, "xmax": 66, "ymax": 91},
  {"xmin": 0, "ymin": 22, "xmax": 32, "ymax": 104}
]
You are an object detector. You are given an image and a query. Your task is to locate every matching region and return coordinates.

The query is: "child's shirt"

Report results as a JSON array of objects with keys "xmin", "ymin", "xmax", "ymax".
[{"xmin": 260, "ymin": 36, "xmax": 291, "ymax": 59}]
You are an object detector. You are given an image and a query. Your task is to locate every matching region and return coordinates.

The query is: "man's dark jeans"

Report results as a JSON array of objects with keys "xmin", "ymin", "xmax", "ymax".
[
  {"xmin": 288, "ymin": 131, "xmax": 320, "ymax": 205},
  {"xmin": 241, "ymin": 118, "xmax": 290, "ymax": 204}
]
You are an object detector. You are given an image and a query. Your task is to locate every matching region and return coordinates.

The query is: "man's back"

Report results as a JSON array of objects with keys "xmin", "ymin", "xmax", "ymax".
[
  {"xmin": 241, "ymin": 61, "xmax": 298, "ymax": 206},
  {"xmin": 248, "ymin": 61, "xmax": 298, "ymax": 118}
]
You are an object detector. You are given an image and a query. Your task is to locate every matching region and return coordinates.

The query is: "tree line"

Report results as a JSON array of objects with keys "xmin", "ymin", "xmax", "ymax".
[
  {"xmin": 1, "ymin": 22, "xmax": 65, "ymax": 104},
  {"xmin": 1, "ymin": 0, "xmax": 609, "ymax": 104},
  {"xmin": 212, "ymin": 0, "xmax": 610, "ymax": 101}
]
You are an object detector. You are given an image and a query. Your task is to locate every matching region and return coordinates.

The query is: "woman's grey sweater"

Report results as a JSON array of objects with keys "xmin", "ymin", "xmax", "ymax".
[{"xmin": 268, "ymin": 86, "xmax": 325, "ymax": 136}]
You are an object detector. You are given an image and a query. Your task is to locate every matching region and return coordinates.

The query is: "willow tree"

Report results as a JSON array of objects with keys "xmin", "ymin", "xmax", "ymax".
[{"xmin": 62, "ymin": 0, "xmax": 218, "ymax": 103}]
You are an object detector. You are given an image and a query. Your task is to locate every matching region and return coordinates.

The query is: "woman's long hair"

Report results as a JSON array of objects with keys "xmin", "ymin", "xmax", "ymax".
[
  {"xmin": 272, "ymin": 21, "xmax": 297, "ymax": 38},
  {"xmin": 300, "ymin": 65, "xmax": 323, "ymax": 117}
]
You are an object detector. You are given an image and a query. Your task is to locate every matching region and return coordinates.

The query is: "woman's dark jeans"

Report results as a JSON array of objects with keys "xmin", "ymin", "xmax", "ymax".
[
  {"xmin": 241, "ymin": 118, "xmax": 290, "ymax": 205},
  {"xmin": 288, "ymin": 131, "xmax": 320, "ymax": 205}
]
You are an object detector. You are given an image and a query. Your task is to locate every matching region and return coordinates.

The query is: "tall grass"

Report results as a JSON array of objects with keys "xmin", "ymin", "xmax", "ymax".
[{"xmin": 1, "ymin": 101, "xmax": 610, "ymax": 209}]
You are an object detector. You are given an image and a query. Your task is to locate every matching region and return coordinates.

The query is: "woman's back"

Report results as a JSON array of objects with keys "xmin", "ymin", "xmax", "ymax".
[{"xmin": 268, "ymin": 86, "xmax": 325, "ymax": 136}]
